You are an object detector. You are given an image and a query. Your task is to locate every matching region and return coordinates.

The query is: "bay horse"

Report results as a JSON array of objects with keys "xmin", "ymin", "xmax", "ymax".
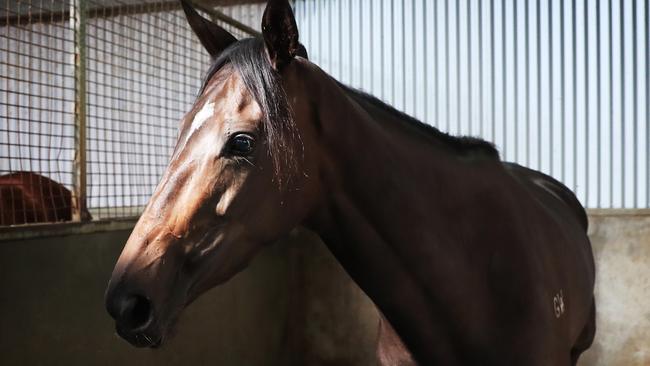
[
  {"xmin": 105, "ymin": 1, "xmax": 596, "ymax": 364},
  {"xmin": 0, "ymin": 171, "xmax": 91, "ymax": 225}
]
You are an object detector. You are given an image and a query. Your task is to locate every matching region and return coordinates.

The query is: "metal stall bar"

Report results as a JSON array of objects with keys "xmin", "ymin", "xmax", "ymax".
[
  {"xmin": 6, "ymin": 1, "xmax": 179, "ymax": 26},
  {"xmin": 71, "ymin": 0, "xmax": 87, "ymax": 222}
]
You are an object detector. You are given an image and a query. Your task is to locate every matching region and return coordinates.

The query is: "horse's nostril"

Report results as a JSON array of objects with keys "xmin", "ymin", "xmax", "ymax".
[{"xmin": 118, "ymin": 294, "xmax": 153, "ymax": 331}]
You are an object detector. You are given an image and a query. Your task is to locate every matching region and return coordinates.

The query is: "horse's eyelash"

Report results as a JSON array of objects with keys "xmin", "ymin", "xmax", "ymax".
[{"xmin": 232, "ymin": 156, "xmax": 255, "ymax": 167}]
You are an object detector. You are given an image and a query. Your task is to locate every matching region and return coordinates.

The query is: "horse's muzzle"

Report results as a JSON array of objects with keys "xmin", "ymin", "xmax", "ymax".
[{"xmin": 105, "ymin": 286, "xmax": 162, "ymax": 348}]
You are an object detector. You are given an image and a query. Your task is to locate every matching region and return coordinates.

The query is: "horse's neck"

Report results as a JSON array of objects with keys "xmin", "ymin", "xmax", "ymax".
[
  {"xmin": 303, "ymin": 81, "xmax": 498, "ymax": 363},
  {"xmin": 308, "ymin": 81, "xmax": 475, "ymax": 240}
]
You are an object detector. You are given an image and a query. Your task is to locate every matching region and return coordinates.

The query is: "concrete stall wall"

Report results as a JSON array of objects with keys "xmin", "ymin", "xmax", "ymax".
[
  {"xmin": 0, "ymin": 229, "xmax": 292, "ymax": 366},
  {"xmin": 0, "ymin": 213, "xmax": 648, "ymax": 365},
  {"xmin": 580, "ymin": 213, "xmax": 650, "ymax": 366}
]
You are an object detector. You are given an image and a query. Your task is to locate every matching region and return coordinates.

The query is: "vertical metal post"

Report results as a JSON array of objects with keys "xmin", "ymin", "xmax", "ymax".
[
  {"xmin": 502, "ymin": 0, "xmax": 507, "ymax": 156},
  {"xmin": 572, "ymin": 0, "xmax": 577, "ymax": 191},
  {"xmin": 467, "ymin": 0, "xmax": 472, "ymax": 135},
  {"xmin": 71, "ymin": 0, "xmax": 88, "ymax": 222},
  {"xmin": 513, "ymin": 0, "xmax": 518, "ymax": 161},
  {"xmin": 456, "ymin": 0, "xmax": 461, "ymax": 133},
  {"xmin": 548, "ymin": 0, "xmax": 554, "ymax": 175},
  {"xmin": 369, "ymin": 0, "xmax": 373, "ymax": 92},
  {"xmin": 490, "ymin": 0, "xmax": 495, "ymax": 142},
  {"xmin": 478, "ymin": 0, "xmax": 485, "ymax": 136},
  {"xmin": 525, "ymin": 0, "xmax": 530, "ymax": 166},
  {"xmin": 646, "ymin": 0, "xmax": 649, "ymax": 208},
  {"xmin": 360, "ymin": 0, "xmax": 364, "ymax": 89},
  {"xmin": 561, "ymin": 0, "xmax": 566, "ymax": 183},
  {"xmin": 423, "ymin": 0, "xmax": 427, "ymax": 123},
  {"xmin": 391, "ymin": 0, "xmax": 396, "ymax": 104},
  {"xmin": 584, "ymin": 0, "xmax": 590, "ymax": 205},
  {"xmin": 609, "ymin": 0, "xmax": 614, "ymax": 208},
  {"xmin": 446, "ymin": 0, "xmax": 450, "ymax": 132},
  {"xmin": 620, "ymin": 0, "xmax": 625, "ymax": 207},
  {"xmin": 339, "ymin": 0, "xmax": 343, "ymax": 81},
  {"xmin": 380, "ymin": 0, "xmax": 385, "ymax": 100},
  {"xmin": 412, "ymin": 0, "xmax": 416, "ymax": 117},
  {"xmin": 596, "ymin": 0, "xmax": 602, "ymax": 207},
  {"xmin": 348, "ymin": 0, "xmax": 352, "ymax": 84},
  {"xmin": 537, "ymin": 0, "xmax": 542, "ymax": 171},
  {"xmin": 632, "ymin": 0, "xmax": 637, "ymax": 208},
  {"xmin": 402, "ymin": 0, "xmax": 406, "ymax": 111}
]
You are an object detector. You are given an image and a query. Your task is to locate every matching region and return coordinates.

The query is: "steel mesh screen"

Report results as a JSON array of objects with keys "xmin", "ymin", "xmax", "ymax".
[
  {"xmin": 1, "ymin": 0, "xmax": 75, "ymax": 225},
  {"xmin": 1, "ymin": 0, "xmax": 257, "ymax": 226},
  {"xmin": 85, "ymin": 1, "xmax": 211, "ymax": 219}
]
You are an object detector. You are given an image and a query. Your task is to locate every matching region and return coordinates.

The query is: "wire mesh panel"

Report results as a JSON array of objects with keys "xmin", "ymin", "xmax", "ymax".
[
  {"xmin": 218, "ymin": 2, "xmax": 263, "ymax": 35},
  {"xmin": 1, "ymin": 0, "xmax": 76, "ymax": 225},
  {"xmin": 84, "ymin": 1, "xmax": 211, "ymax": 219},
  {"xmin": 1, "ymin": 0, "xmax": 258, "ymax": 226},
  {"xmin": 84, "ymin": 1, "xmax": 259, "ymax": 219}
]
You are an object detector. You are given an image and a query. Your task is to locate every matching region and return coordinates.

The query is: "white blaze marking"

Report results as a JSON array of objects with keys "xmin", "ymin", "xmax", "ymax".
[{"xmin": 180, "ymin": 102, "xmax": 215, "ymax": 150}]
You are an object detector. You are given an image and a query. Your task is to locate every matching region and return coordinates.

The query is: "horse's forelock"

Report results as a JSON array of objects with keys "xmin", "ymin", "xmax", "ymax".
[{"xmin": 198, "ymin": 38, "xmax": 300, "ymax": 187}]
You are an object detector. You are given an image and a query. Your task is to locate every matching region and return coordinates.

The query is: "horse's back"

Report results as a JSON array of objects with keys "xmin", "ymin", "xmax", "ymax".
[
  {"xmin": 504, "ymin": 163, "xmax": 588, "ymax": 231},
  {"xmin": 0, "ymin": 171, "xmax": 88, "ymax": 225},
  {"xmin": 503, "ymin": 162, "xmax": 594, "ymax": 278}
]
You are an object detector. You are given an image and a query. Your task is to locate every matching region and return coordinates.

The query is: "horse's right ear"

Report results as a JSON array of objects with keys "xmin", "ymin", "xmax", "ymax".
[
  {"xmin": 262, "ymin": 0, "xmax": 300, "ymax": 70},
  {"xmin": 180, "ymin": 0, "xmax": 236, "ymax": 59}
]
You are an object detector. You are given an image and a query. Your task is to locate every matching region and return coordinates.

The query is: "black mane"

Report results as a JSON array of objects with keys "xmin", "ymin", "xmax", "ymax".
[{"xmin": 339, "ymin": 84, "xmax": 500, "ymax": 160}]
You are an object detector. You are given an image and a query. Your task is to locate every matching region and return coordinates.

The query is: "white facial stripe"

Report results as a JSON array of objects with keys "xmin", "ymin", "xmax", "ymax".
[
  {"xmin": 179, "ymin": 102, "xmax": 215, "ymax": 151},
  {"xmin": 189, "ymin": 102, "xmax": 215, "ymax": 140}
]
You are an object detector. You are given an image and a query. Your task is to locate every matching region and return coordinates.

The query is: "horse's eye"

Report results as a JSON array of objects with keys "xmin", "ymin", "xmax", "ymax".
[{"xmin": 228, "ymin": 134, "xmax": 255, "ymax": 156}]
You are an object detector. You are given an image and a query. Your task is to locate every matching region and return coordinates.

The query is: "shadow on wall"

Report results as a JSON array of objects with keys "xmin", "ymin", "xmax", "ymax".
[
  {"xmin": 0, "ymin": 230, "xmax": 291, "ymax": 366},
  {"xmin": 0, "ymin": 228, "xmax": 379, "ymax": 366}
]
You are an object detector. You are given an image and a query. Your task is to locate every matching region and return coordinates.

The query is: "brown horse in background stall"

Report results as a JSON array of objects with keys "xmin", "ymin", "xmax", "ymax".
[
  {"xmin": 106, "ymin": 1, "xmax": 596, "ymax": 364},
  {"xmin": 0, "ymin": 171, "xmax": 90, "ymax": 225}
]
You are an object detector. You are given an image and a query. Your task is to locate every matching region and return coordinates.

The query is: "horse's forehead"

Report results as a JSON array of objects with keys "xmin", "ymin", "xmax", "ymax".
[
  {"xmin": 181, "ymin": 69, "xmax": 256, "ymax": 133},
  {"xmin": 200, "ymin": 68, "xmax": 246, "ymax": 112},
  {"xmin": 173, "ymin": 67, "xmax": 262, "ymax": 160},
  {"xmin": 198, "ymin": 67, "xmax": 260, "ymax": 122}
]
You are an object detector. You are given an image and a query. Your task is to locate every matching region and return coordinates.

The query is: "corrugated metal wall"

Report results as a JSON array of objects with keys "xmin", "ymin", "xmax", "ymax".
[{"xmin": 294, "ymin": 0, "xmax": 650, "ymax": 209}]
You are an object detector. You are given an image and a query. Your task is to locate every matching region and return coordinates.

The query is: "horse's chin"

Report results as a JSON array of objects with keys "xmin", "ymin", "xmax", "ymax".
[
  {"xmin": 114, "ymin": 306, "xmax": 182, "ymax": 349},
  {"xmin": 115, "ymin": 324, "xmax": 164, "ymax": 349}
]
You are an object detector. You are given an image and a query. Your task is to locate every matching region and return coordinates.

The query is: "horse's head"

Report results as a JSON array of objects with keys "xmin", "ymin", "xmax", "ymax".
[{"xmin": 105, "ymin": 0, "xmax": 322, "ymax": 347}]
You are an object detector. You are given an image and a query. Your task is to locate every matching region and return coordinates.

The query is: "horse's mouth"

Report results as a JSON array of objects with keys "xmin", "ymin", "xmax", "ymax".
[{"xmin": 115, "ymin": 325, "xmax": 163, "ymax": 348}]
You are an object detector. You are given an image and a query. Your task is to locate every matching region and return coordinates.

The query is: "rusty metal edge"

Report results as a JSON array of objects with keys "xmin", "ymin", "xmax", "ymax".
[
  {"xmin": 0, "ymin": 218, "xmax": 138, "ymax": 242},
  {"xmin": 196, "ymin": 2, "xmax": 261, "ymax": 37},
  {"xmin": 71, "ymin": 0, "xmax": 89, "ymax": 223},
  {"xmin": 586, "ymin": 208, "xmax": 650, "ymax": 217},
  {"xmin": 3, "ymin": 0, "xmax": 260, "ymax": 38}
]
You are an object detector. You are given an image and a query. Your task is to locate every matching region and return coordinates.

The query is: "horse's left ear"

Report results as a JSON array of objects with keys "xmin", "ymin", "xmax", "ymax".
[
  {"xmin": 180, "ymin": 0, "xmax": 236, "ymax": 59},
  {"xmin": 262, "ymin": 0, "xmax": 300, "ymax": 70}
]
